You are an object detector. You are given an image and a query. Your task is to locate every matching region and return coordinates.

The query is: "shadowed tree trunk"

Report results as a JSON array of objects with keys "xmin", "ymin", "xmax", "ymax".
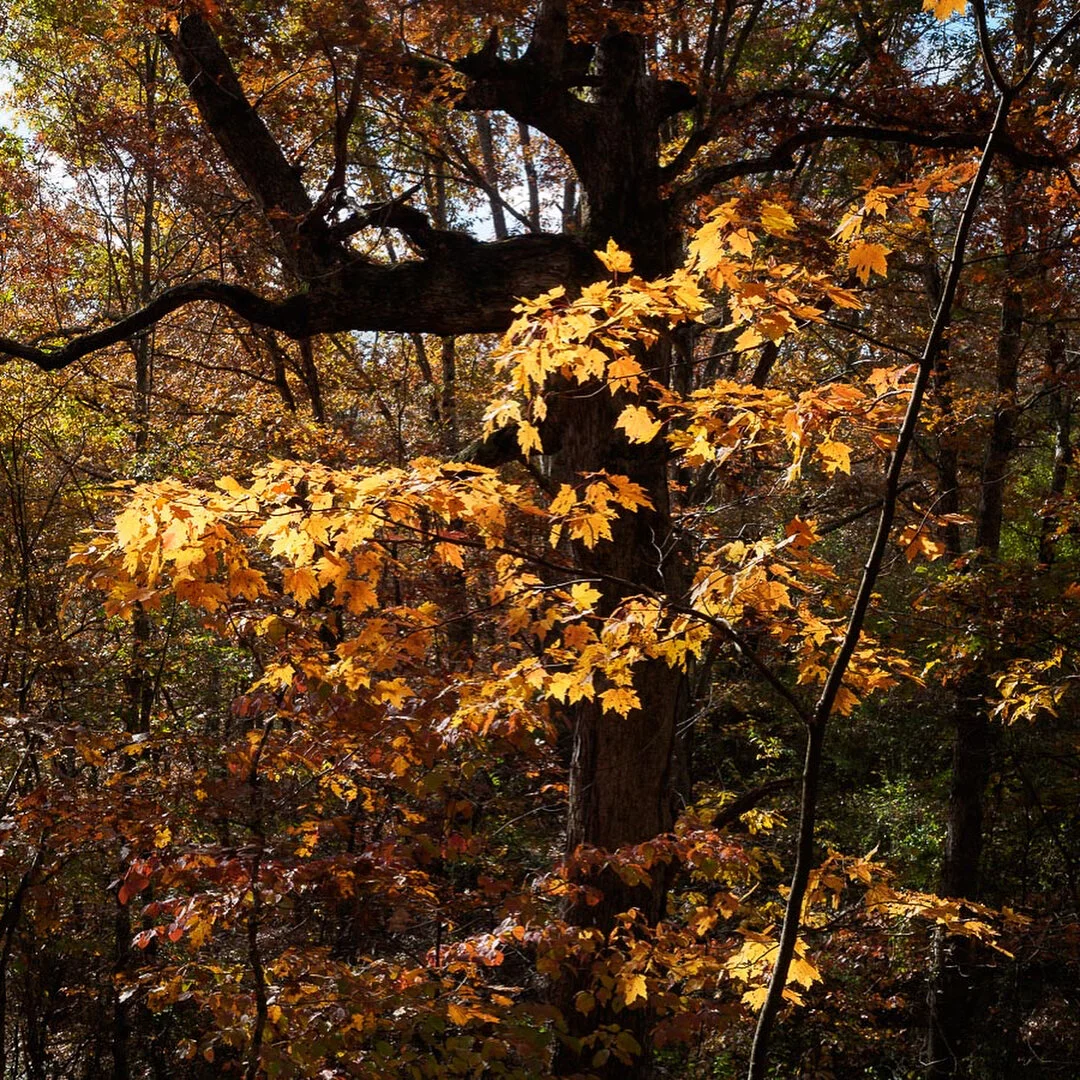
[
  {"xmin": 1038, "ymin": 325, "xmax": 1072, "ymax": 566},
  {"xmin": 927, "ymin": 233, "xmax": 1025, "ymax": 1080}
]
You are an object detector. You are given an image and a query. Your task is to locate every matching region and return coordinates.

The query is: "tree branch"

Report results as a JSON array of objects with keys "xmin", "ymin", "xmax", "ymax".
[
  {"xmin": 712, "ymin": 778, "xmax": 797, "ymax": 830},
  {"xmin": 0, "ymin": 231, "xmax": 599, "ymax": 372},
  {"xmin": 451, "ymin": 23, "xmax": 594, "ymax": 176},
  {"xmin": 0, "ymin": 282, "xmax": 310, "ymax": 371},
  {"xmin": 673, "ymin": 122, "xmax": 1068, "ymax": 207},
  {"xmin": 160, "ymin": 14, "xmax": 348, "ymax": 279}
]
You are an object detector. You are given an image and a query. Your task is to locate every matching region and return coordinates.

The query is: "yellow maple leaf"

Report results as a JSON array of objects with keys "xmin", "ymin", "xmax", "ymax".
[
  {"xmin": 734, "ymin": 326, "xmax": 764, "ymax": 352},
  {"xmin": 570, "ymin": 581, "xmax": 602, "ymax": 609},
  {"xmin": 616, "ymin": 404, "xmax": 663, "ymax": 444},
  {"xmin": 785, "ymin": 517, "xmax": 820, "ymax": 549},
  {"xmin": 563, "ymin": 622, "xmax": 596, "ymax": 651},
  {"xmin": 822, "ymin": 283, "xmax": 863, "ymax": 309},
  {"xmin": 760, "ymin": 201, "xmax": 796, "ymax": 235},
  {"xmin": 374, "ymin": 678, "xmax": 412, "ymax": 709},
  {"xmin": 689, "ymin": 906, "xmax": 719, "ymax": 936},
  {"xmin": 898, "ymin": 523, "xmax": 947, "ymax": 562},
  {"xmin": 848, "ymin": 242, "xmax": 890, "ymax": 284},
  {"xmin": 923, "ymin": 0, "xmax": 966, "ymax": 19},
  {"xmin": 833, "ymin": 685, "xmax": 860, "ymax": 716},
  {"xmin": 607, "ymin": 474, "xmax": 653, "ymax": 511},
  {"xmin": 595, "ymin": 239, "xmax": 633, "ymax": 275},
  {"xmin": 315, "ymin": 552, "xmax": 350, "ymax": 588},
  {"xmin": 435, "ymin": 542, "xmax": 465, "ymax": 569},
  {"xmin": 187, "ymin": 915, "xmax": 214, "ymax": 949},
  {"xmin": 607, "ymin": 354, "xmax": 644, "ymax": 394},
  {"xmin": 788, "ymin": 952, "xmax": 822, "ymax": 988},
  {"xmin": 600, "ymin": 686, "xmax": 641, "ymax": 716},
  {"xmin": 517, "ymin": 420, "xmax": 543, "ymax": 456},
  {"xmin": 728, "ymin": 227, "xmax": 756, "ymax": 257},
  {"xmin": 547, "ymin": 671, "xmax": 577, "ymax": 703},
  {"xmin": 619, "ymin": 972, "xmax": 648, "ymax": 1006},
  {"xmin": 750, "ymin": 579, "xmax": 791, "ymax": 612},
  {"xmin": 283, "ymin": 566, "xmax": 320, "ymax": 605},
  {"xmin": 159, "ymin": 517, "xmax": 191, "ymax": 554},
  {"xmin": 571, "ymin": 511, "xmax": 614, "ymax": 548},
  {"xmin": 758, "ymin": 310, "xmax": 796, "ymax": 343},
  {"xmin": 229, "ymin": 566, "xmax": 267, "ymax": 600},
  {"xmin": 818, "ymin": 438, "xmax": 852, "ymax": 474}
]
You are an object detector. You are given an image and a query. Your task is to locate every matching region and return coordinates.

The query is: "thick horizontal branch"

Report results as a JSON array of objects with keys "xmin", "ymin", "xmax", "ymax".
[
  {"xmin": 0, "ymin": 282, "xmax": 308, "ymax": 371},
  {"xmin": 0, "ymin": 233, "xmax": 599, "ymax": 372},
  {"xmin": 318, "ymin": 233, "xmax": 599, "ymax": 335}
]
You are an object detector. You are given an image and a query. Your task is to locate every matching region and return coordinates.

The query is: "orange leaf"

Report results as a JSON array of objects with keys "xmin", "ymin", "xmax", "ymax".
[
  {"xmin": 616, "ymin": 405, "xmax": 662, "ymax": 444},
  {"xmin": 923, "ymin": 0, "xmax": 966, "ymax": 18},
  {"xmin": 818, "ymin": 438, "xmax": 851, "ymax": 474},
  {"xmin": 848, "ymin": 242, "xmax": 890, "ymax": 284}
]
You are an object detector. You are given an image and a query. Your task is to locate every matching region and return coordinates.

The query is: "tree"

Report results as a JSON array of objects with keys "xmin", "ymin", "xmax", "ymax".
[{"xmin": 1, "ymin": 1, "xmax": 1080, "ymax": 1077}]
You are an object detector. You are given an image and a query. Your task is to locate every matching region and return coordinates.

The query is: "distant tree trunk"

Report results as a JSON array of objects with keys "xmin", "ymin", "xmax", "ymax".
[
  {"xmin": 518, "ymin": 122, "xmax": 541, "ymax": 230},
  {"xmin": 474, "ymin": 113, "xmax": 509, "ymax": 240},
  {"xmin": 297, "ymin": 337, "xmax": 326, "ymax": 422},
  {"xmin": 923, "ymin": 256, "xmax": 963, "ymax": 556},
  {"xmin": 561, "ymin": 176, "xmax": 579, "ymax": 232},
  {"xmin": 440, "ymin": 336, "xmax": 459, "ymax": 455},
  {"xmin": 262, "ymin": 330, "xmax": 299, "ymax": 412},
  {"xmin": 927, "ymin": 267, "xmax": 1024, "ymax": 1080},
  {"xmin": 1038, "ymin": 325, "xmax": 1072, "ymax": 566},
  {"xmin": 975, "ymin": 285, "xmax": 1023, "ymax": 555}
]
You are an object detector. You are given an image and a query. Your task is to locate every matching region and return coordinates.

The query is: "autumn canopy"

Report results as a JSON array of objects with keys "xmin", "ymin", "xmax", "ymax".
[{"xmin": 0, "ymin": 0, "xmax": 1076, "ymax": 1077}]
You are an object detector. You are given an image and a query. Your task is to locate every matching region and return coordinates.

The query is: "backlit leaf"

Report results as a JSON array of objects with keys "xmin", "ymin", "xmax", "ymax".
[
  {"xmin": 616, "ymin": 405, "xmax": 662, "ymax": 444},
  {"xmin": 595, "ymin": 239, "xmax": 633, "ymax": 274},
  {"xmin": 848, "ymin": 242, "xmax": 890, "ymax": 284},
  {"xmin": 923, "ymin": 0, "xmax": 966, "ymax": 18}
]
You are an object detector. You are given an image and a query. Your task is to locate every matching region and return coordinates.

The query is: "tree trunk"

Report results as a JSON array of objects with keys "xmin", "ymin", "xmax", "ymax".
[
  {"xmin": 1038, "ymin": 325, "xmax": 1071, "ymax": 566},
  {"xmin": 928, "ymin": 270, "xmax": 1024, "ymax": 1079},
  {"xmin": 975, "ymin": 286, "xmax": 1023, "ymax": 555},
  {"xmin": 518, "ymin": 122, "xmax": 542, "ymax": 230},
  {"xmin": 923, "ymin": 256, "xmax": 962, "ymax": 556},
  {"xmin": 546, "ymin": 22, "xmax": 692, "ymax": 1076},
  {"xmin": 474, "ymin": 112, "xmax": 510, "ymax": 240}
]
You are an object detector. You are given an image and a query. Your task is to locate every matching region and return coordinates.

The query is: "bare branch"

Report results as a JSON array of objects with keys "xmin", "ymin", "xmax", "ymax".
[
  {"xmin": 160, "ymin": 14, "xmax": 347, "ymax": 279},
  {"xmin": 673, "ymin": 122, "xmax": 1068, "ymax": 207},
  {"xmin": 0, "ymin": 282, "xmax": 308, "ymax": 371}
]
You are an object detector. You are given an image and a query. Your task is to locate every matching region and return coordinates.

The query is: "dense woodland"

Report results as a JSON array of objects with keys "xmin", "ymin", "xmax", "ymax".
[{"xmin": 0, "ymin": 0, "xmax": 1076, "ymax": 1076}]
